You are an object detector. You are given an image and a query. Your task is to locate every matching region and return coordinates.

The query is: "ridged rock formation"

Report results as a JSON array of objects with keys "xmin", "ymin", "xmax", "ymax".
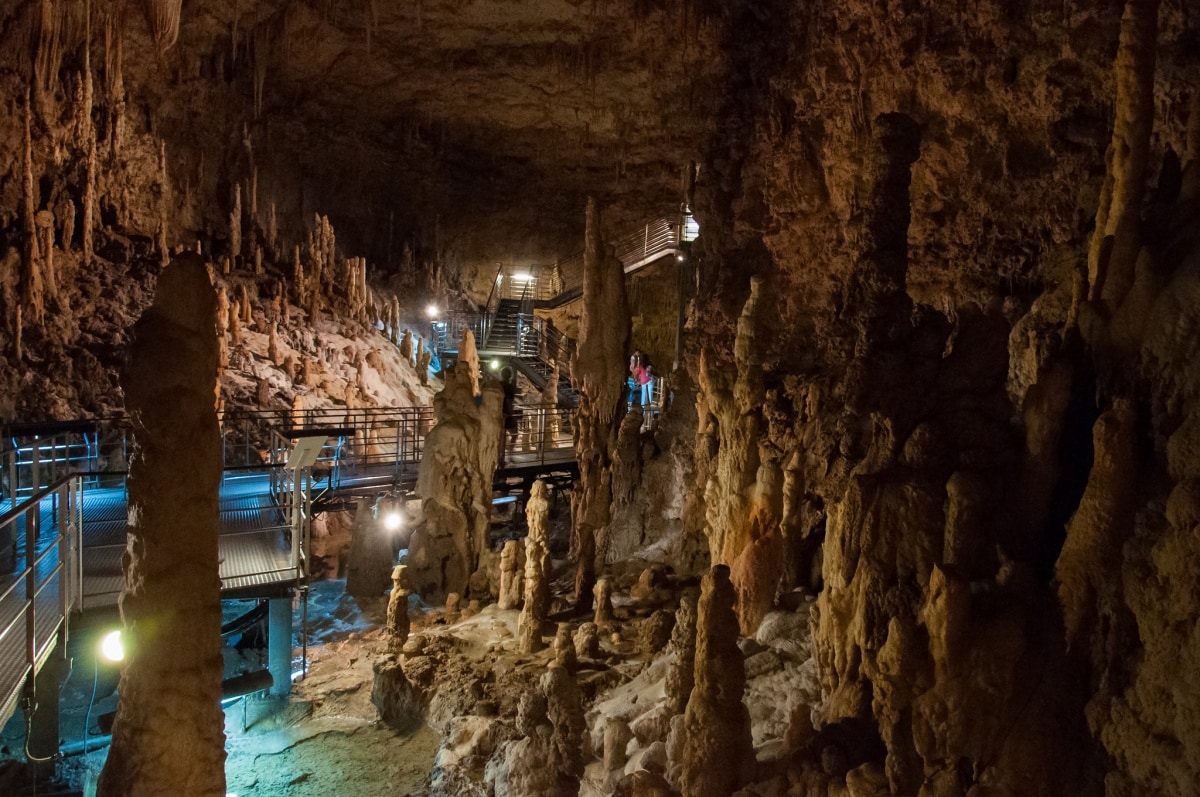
[
  {"xmin": 570, "ymin": 197, "xmax": 631, "ymax": 611},
  {"xmin": 98, "ymin": 254, "xmax": 224, "ymax": 796},
  {"xmin": 678, "ymin": 565, "xmax": 752, "ymax": 797},
  {"xmin": 408, "ymin": 360, "xmax": 502, "ymax": 602}
]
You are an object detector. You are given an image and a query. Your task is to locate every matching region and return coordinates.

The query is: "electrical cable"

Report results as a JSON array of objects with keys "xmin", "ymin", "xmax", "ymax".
[{"xmin": 83, "ymin": 656, "xmax": 99, "ymax": 756}]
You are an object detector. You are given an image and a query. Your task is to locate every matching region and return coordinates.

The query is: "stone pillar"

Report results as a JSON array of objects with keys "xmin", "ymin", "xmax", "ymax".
[
  {"xmin": 518, "ymin": 480, "xmax": 551, "ymax": 653},
  {"xmin": 99, "ymin": 253, "xmax": 226, "ymax": 797},
  {"xmin": 497, "ymin": 539, "xmax": 524, "ymax": 610},
  {"xmin": 387, "ymin": 565, "xmax": 411, "ymax": 652},
  {"xmin": 407, "ymin": 360, "xmax": 502, "ymax": 602},
  {"xmin": 570, "ymin": 198, "xmax": 631, "ymax": 612},
  {"xmin": 679, "ymin": 565, "xmax": 752, "ymax": 797},
  {"xmin": 268, "ymin": 598, "xmax": 292, "ymax": 696}
]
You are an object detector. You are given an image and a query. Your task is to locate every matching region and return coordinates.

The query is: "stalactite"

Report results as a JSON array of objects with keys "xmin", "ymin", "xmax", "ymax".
[
  {"xmin": 1085, "ymin": 0, "xmax": 1160, "ymax": 310},
  {"xmin": 83, "ymin": 133, "xmax": 96, "ymax": 263},
  {"xmin": 158, "ymin": 140, "xmax": 170, "ymax": 267},
  {"xmin": 252, "ymin": 20, "xmax": 268, "ymax": 118},
  {"xmin": 36, "ymin": 211, "xmax": 57, "ymax": 302},
  {"xmin": 56, "ymin": 193, "xmax": 75, "ymax": 251},
  {"xmin": 104, "ymin": 2, "xmax": 126, "ymax": 157},
  {"xmin": 267, "ymin": 201, "xmax": 278, "ymax": 252},
  {"xmin": 230, "ymin": 183, "xmax": 242, "ymax": 260},
  {"xmin": 249, "ymin": 166, "xmax": 258, "ymax": 221},
  {"xmin": 33, "ymin": 0, "xmax": 64, "ymax": 119},
  {"xmin": 143, "ymin": 0, "xmax": 182, "ymax": 52},
  {"xmin": 21, "ymin": 87, "xmax": 44, "ymax": 328}
]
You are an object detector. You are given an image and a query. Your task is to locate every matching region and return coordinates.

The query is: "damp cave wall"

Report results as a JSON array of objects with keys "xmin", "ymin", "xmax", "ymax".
[{"xmin": 675, "ymin": 1, "xmax": 1200, "ymax": 795}]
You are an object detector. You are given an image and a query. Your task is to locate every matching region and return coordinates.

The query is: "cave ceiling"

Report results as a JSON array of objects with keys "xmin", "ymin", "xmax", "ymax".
[{"xmin": 134, "ymin": 0, "xmax": 717, "ymax": 263}]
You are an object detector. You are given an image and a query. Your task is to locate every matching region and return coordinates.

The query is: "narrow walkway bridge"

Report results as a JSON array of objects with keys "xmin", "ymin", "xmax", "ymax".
[
  {"xmin": 0, "ymin": 403, "xmax": 581, "ymax": 729},
  {"xmin": 432, "ymin": 210, "xmax": 697, "ymax": 403}
]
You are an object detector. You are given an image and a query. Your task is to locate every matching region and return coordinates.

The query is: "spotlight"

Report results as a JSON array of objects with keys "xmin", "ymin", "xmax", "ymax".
[
  {"xmin": 426, "ymin": 304, "xmax": 440, "ymax": 319},
  {"xmin": 676, "ymin": 253, "xmax": 686, "ymax": 262},
  {"xmin": 490, "ymin": 359, "xmax": 501, "ymax": 370},
  {"xmin": 511, "ymin": 272, "xmax": 533, "ymax": 282},
  {"xmin": 384, "ymin": 512, "xmax": 403, "ymax": 531},
  {"xmin": 100, "ymin": 630, "xmax": 125, "ymax": 663}
]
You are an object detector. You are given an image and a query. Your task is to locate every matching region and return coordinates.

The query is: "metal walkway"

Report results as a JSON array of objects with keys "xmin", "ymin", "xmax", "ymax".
[{"xmin": 76, "ymin": 472, "xmax": 297, "ymax": 610}]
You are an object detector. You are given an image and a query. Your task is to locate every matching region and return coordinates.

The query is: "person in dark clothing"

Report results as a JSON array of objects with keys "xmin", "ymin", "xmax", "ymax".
[{"xmin": 499, "ymin": 366, "xmax": 519, "ymax": 467}]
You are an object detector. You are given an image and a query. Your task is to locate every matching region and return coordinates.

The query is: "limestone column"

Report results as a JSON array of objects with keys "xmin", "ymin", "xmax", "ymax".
[
  {"xmin": 98, "ymin": 253, "xmax": 225, "ymax": 797},
  {"xmin": 679, "ymin": 565, "xmax": 752, "ymax": 797},
  {"xmin": 570, "ymin": 198, "xmax": 631, "ymax": 611},
  {"xmin": 518, "ymin": 480, "xmax": 551, "ymax": 652}
]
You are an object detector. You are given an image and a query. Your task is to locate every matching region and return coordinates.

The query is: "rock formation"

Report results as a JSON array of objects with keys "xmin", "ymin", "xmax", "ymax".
[
  {"xmin": 570, "ymin": 198, "xmax": 632, "ymax": 611},
  {"xmin": 497, "ymin": 539, "xmax": 524, "ymax": 610},
  {"xmin": 678, "ymin": 565, "xmax": 752, "ymax": 797},
  {"xmin": 518, "ymin": 480, "xmax": 551, "ymax": 653},
  {"xmin": 386, "ymin": 565, "xmax": 411, "ymax": 652},
  {"xmin": 98, "ymin": 254, "xmax": 225, "ymax": 796},
  {"xmin": 407, "ymin": 358, "xmax": 502, "ymax": 602}
]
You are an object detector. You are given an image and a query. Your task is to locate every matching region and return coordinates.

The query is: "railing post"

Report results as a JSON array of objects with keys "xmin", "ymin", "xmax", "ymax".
[
  {"xmin": 31, "ymin": 437, "xmax": 40, "ymax": 493},
  {"xmin": 26, "ymin": 492, "xmax": 38, "ymax": 671}
]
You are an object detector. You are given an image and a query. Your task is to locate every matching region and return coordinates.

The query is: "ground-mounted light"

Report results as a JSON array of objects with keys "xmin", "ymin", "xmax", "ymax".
[
  {"xmin": 384, "ymin": 511, "xmax": 403, "ymax": 531},
  {"xmin": 511, "ymin": 272, "xmax": 533, "ymax": 282},
  {"xmin": 676, "ymin": 252, "xmax": 686, "ymax": 262},
  {"xmin": 100, "ymin": 629, "xmax": 125, "ymax": 663},
  {"xmin": 490, "ymin": 359, "xmax": 501, "ymax": 371},
  {"xmin": 425, "ymin": 303, "xmax": 440, "ymax": 319}
]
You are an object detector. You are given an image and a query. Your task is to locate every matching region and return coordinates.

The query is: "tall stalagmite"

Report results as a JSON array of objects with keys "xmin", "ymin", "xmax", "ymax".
[
  {"xmin": 679, "ymin": 565, "xmax": 752, "ymax": 797},
  {"xmin": 569, "ymin": 197, "xmax": 631, "ymax": 611},
  {"xmin": 98, "ymin": 253, "xmax": 225, "ymax": 796},
  {"xmin": 407, "ymin": 360, "xmax": 502, "ymax": 602}
]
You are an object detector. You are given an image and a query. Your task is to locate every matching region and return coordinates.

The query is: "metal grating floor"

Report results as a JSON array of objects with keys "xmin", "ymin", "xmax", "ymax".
[{"xmin": 80, "ymin": 473, "xmax": 297, "ymax": 609}]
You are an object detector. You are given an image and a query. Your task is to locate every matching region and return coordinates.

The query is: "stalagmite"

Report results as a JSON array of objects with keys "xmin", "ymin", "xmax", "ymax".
[
  {"xmin": 593, "ymin": 578, "xmax": 614, "ymax": 628},
  {"xmin": 387, "ymin": 565, "xmax": 411, "ymax": 652},
  {"xmin": 292, "ymin": 245, "xmax": 304, "ymax": 301},
  {"xmin": 543, "ymin": 358, "xmax": 560, "ymax": 406},
  {"xmin": 415, "ymin": 336, "xmax": 425, "ymax": 368},
  {"xmin": 21, "ymin": 87, "xmax": 44, "ymax": 327},
  {"xmin": 97, "ymin": 253, "xmax": 225, "ymax": 796},
  {"xmin": 554, "ymin": 623, "xmax": 578, "ymax": 672},
  {"xmin": 291, "ymin": 394, "xmax": 305, "ymax": 428},
  {"xmin": 570, "ymin": 198, "xmax": 631, "ymax": 611},
  {"xmin": 215, "ymin": 285, "xmax": 229, "ymax": 369},
  {"xmin": 401, "ymin": 329, "xmax": 413, "ymax": 361},
  {"xmin": 679, "ymin": 565, "xmax": 752, "ymax": 797},
  {"xmin": 665, "ymin": 588, "xmax": 698, "ymax": 715},
  {"xmin": 268, "ymin": 322, "xmax": 280, "ymax": 364},
  {"xmin": 498, "ymin": 539, "xmax": 524, "ymax": 610},
  {"xmin": 229, "ymin": 300, "xmax": 242, "ymax": 345},
  {"xmin": 418, "ymin": 349, "xmax": 431, "ymax": 386},
  {"xmin": 541, "ymin": 662, "xmax": 587, "ymax": 792},
  {"xmin": 459, "ymin": 328, "xmax": 481, "ymax": 396},
  {"xmin": 1085, "ymin": 0, "xmax": 1161, "ymax": 310},
  {"xmin": 1056, "ymin": 399, "xmax": 1137, "ymax": 646},
  {"xmin": 518, "ymin": 480, "xmax": 551, "ymax": 653},
  {"xmin": 390, "ymin": 296, "xmax": 401, "ymax": 343},
  {"xmin": 239, "ymin": 284, "xmax": 252, "ymax": 325},
  {"xmin": 406, "ymin": 355, "xmax": 502, "ymax": 601},
  {"xmin": 574, "ymin": 622, "xmax": 600, "ymax": 659}
]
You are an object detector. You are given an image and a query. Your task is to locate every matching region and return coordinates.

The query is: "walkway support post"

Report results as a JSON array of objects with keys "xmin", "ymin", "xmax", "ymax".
[{"xmin": 268, "ymin": 597, "xmax": 292, "ymax": 696}]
